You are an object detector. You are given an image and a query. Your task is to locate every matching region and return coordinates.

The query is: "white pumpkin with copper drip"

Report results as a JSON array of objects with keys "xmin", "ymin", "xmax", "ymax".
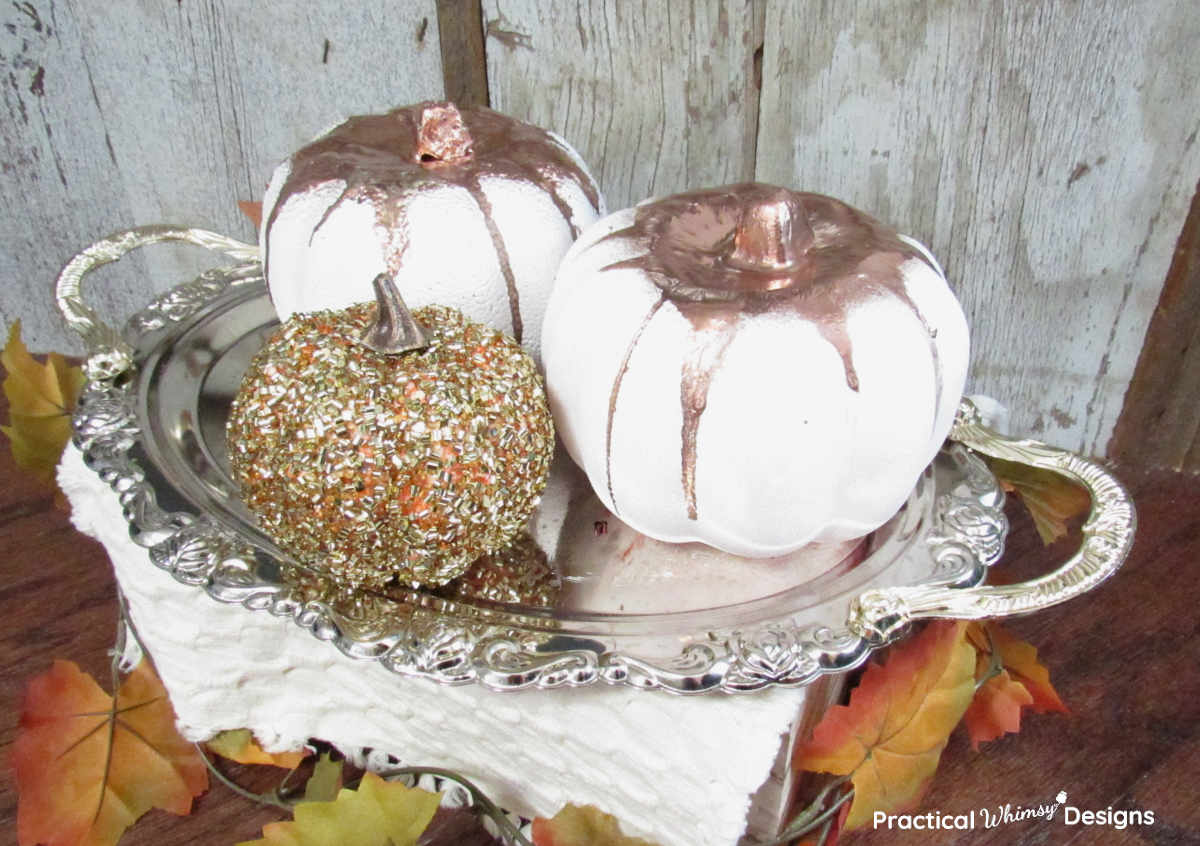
[
  {"xmin": 261, "ymin": 102, "xmax": 604, "ymax": 363},
  {"xmin": 542, "ymin": 183, "xmax": 969, "ymax": 557}
]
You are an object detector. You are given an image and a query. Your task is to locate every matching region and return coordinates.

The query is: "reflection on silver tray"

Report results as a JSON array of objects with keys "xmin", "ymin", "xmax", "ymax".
[{"xmin": 61, "ymin": 228, "xmax": 1134, "ymax": 695}]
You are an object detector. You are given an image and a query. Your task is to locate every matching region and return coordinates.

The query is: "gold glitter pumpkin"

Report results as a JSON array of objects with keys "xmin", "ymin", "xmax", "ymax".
[
  {"xmin": 227, "ymin": 282, "xmax": 554, "ymax": 587},
  {"xmin": 439, "ymin": 533, "xmax": 560, "ymax": 607}
]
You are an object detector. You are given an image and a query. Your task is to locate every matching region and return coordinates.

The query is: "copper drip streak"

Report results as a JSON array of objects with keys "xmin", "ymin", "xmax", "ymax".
[
  {"xmin": 264, "ymin": 101, "xmax": 601, "ymax": 332},
  {"xmin": 604, "ymin": 295, "xmax": 666, "ymax": 513},
  {"xmin": 464, "ymin": 177, "xmax": 523, "ymax": 342},
  {"xmin": 677, "ymin": 306, "xmax": 739, "ymax": 521},
  {"xmin": 541, "ymin": 179, "xmax": 582, "ymax": 238},
  {"xmin": 816, "ymin": 314, "xmax": 860, "ymax": 391}
]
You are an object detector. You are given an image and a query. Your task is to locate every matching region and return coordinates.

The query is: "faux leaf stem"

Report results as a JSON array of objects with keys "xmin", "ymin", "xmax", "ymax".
[
  {"xmin": 759, "ymin": 785, "xmax": 855, "ymax": 846},
  {"xmin": 974, "ymin": 623, "xmax": 1004, "ymax": 692},
  {"xmin": 196, "ymin": 744, "xmax": 293, "ymax": 811}
]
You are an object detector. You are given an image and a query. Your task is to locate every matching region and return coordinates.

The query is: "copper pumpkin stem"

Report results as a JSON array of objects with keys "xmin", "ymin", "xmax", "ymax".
[
  {"xmin": 359, "ymin": 274, "xmax": 430, "ymax": 355},
  {"xmin": 414, "ymin": 102, "xmax": 474, "ymax": 165},
  {"xmin": 725, "ymin": 192, "xmax": 811, "ymax": 271}
]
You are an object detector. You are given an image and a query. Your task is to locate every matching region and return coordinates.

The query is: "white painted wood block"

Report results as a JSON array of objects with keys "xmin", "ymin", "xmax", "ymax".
[{"xmin": 59, "ymin": 443, "xmax": 831, "ymax": 846}]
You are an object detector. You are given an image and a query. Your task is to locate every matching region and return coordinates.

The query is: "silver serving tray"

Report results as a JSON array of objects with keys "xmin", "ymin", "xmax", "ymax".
[{"xmin": 56, "ymin": 226, "xmax": 1136, "ymax": 694}]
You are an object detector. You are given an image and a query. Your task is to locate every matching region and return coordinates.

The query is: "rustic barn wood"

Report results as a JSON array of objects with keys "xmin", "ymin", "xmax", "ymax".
[
  {"xmin": 0, "ymin": 0, "xmax": 443, "ymax": 355},
  {"xmin": 1111, "ymin": 182, "xmax": 1200, "ymax": 473},
  {"xmin": 482, "ymin": 0, "xmax": 765, "ymax": 210},
  {"xmin": 755, "ymin": 0, "xmax": 1200, "ymax": 455},
  {"xmin": 2, "ymin": 0, "xmax": 1198, "ymax": 458},
  {"xmin": 437, "ymin": 0, "xmax": 489, "ymax": 107}
]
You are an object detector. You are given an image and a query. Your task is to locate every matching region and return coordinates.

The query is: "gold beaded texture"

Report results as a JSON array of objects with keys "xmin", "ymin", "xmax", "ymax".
[
  {"xmin": 440, "ymin": 532, "xmax": 560, "ymax": 607},
  {"xmin": 227, "ymin": 303, "xmax": 554, "ymax": 587}
]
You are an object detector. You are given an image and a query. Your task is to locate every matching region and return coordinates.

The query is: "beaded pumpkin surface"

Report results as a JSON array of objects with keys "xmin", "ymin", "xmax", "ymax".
[
  {"xmin": 440, "ymin": 532, "xmax": 560, "ymax": 607},
  {"xmin": 227, "ymin": 303, "xmax": 554, "ymax": 587}
]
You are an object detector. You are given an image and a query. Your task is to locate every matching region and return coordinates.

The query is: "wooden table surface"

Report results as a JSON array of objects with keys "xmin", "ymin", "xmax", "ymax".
[{"xmin": 1, "ymin": 424, "xmax": 1197, "ymax": 845}]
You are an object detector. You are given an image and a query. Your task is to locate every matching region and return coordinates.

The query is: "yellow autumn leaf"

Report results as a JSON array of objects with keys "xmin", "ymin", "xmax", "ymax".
[
  {"xmin": 206, "ymin": 729, "xmax": 308, "ymax": 770},
  {"xmin": 302, "ymin": 752, "xmax": 343, "ymax": 803},
  {"xmin": 794, "ymin": 621, "xmax": 976, "ymax": 830},
  {"xmin": 237, "ymin": 771, "xmax": 440, "ymax": 846},
  {"xmin": 1, "ymin": 321, "xmax": 84, "ymax": 484}
]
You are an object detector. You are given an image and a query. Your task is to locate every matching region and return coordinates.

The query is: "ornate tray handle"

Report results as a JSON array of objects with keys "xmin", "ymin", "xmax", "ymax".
[
  {"xmin": 55, "ymin": 225, "xmax": 259, "ymax": 381},
  {"xmin": 849, "ymin": 399, "xmax": 1136, "ymax": 644}
]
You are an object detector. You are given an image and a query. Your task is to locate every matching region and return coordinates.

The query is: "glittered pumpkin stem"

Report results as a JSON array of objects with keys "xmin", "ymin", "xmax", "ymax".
[{"xmin": 358, "ymin": 274, "xmax": 429, "ymax": 355}]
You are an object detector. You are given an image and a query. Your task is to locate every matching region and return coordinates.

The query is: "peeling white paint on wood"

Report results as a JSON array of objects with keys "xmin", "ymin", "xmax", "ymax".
[
  {"xmin": 755, "ymin": 0, "xmax": 1200, "ymax": 454},
  {"xmin": 483, "ymin": 0, "xmax": 764, "ymax": 210},
  {"xmin": 1, "ymin": 0, "xmax": 443, "ymax": 353}
]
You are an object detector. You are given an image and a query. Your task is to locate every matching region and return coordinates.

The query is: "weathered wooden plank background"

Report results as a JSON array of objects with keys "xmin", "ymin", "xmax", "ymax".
[
  {"xmin": 0, "ymin": 0, "xmax": 442, "ymax": 352},
  {"xmin": 1111, "ymin": 182, "xmax": 1200, "ymax": 471},
  {"xmin": 2, "ymin": 0, "xmax": 1197, "ymax": 458},
  {"xmin": 755, "ymin": 0, "xmax": 1199, "ymax": 457},
  {"xmin": 485, "ymin": 0, "xmax": 764, "ymax": 209}
]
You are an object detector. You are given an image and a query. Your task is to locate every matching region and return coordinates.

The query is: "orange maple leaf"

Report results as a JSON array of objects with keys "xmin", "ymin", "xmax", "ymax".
[
  {"xmin": 964, "ymin": 665, "xmax": 1035, "ymax": 750},
  {"xmin": 794, "ymin": 621, "xmax": 976, "ymax": 830},
  {"xmin": 967, "ymin": 621, "xmax": 1067, "ymax": 715},
  {"xmin": 205, "ymin": 729, "xmax": 307, "ymax": 770},
  {"xmin": 238, "ymin": 201, "xmax": 263, "ymax": 229},
  {"xmin": 14, "ymin": 659, "xmax": 208, "ymax": 846},
  {"xmin": 532, "ymin": 804, "xmax": 661, "ymax": 846}
]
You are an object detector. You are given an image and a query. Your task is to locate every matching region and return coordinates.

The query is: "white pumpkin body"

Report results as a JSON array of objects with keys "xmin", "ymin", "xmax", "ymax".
[
  {"xmin": 261, "ymin": 103, "xmax": 603, "ymax": 363},
  {"xmin": 542, "ymin": 184, "xmax": 969, "ymax": 557}
]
